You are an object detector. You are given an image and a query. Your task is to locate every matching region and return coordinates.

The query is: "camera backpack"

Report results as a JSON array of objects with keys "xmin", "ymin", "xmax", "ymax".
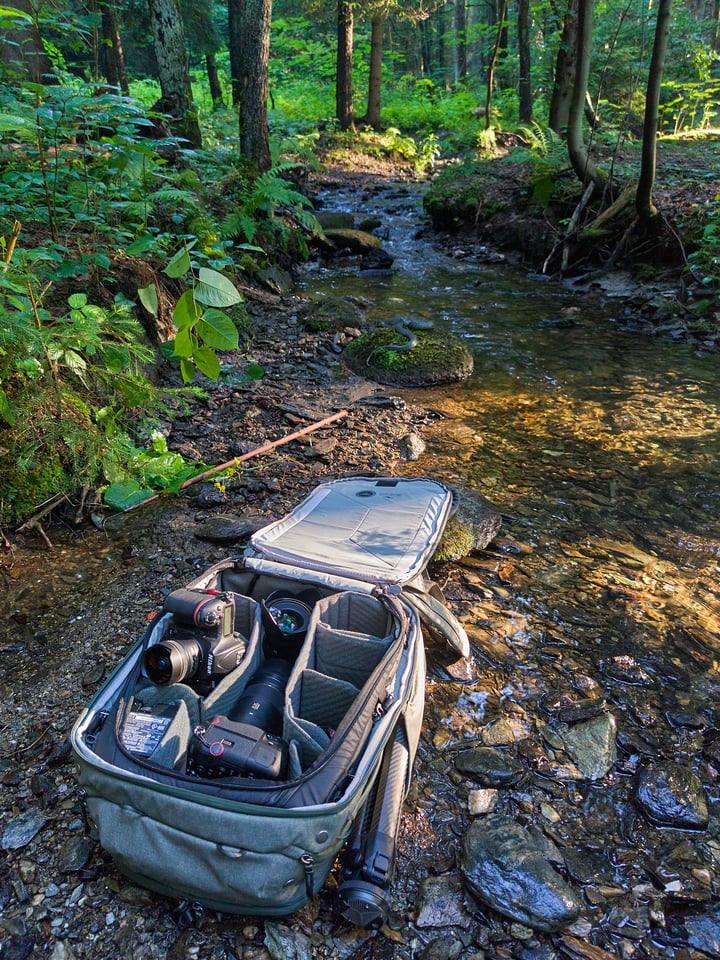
[{"xmin": 71, "ymin": 476, "xmax": 468, "ymax": 925}]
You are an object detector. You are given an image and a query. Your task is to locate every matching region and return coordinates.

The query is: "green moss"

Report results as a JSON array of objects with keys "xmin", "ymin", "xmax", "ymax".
[
  {"xmin": 433, "ymin": 515, "xmax": 477, "ymax": 562},
  {"xmin": 345, "ymin": 327, "xmax": 473, "ymax": 387}
]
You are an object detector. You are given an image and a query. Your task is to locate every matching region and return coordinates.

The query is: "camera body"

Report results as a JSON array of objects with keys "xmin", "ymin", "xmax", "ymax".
[
  {"xmin": 187, "ymin": 658, "xmax": 291, "ymax": 780},
  {"xmin": 142, "ymin": 589, "xmax": 246, "ymax": 695},
  {"xmin": 186, "ymin": 716, "xmax": 287, "ymax": 780}
]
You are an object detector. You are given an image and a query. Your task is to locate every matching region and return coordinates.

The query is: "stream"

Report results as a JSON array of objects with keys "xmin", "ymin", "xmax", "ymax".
[
  {"xmin": 298, "ymin": 178, "xmax": 720, "ymax": 956},
  {"xmin": 2, "ymin": 174, "xmax": 720, "ymax": 959}
]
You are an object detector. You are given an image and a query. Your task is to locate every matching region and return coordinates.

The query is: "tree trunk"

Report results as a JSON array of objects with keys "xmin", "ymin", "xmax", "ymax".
[
  {"xmin": 636, "ymin": 0, "xmax": 673, "ymax": 220},
  {"xmin": 0, "ymin": 0, "xmax": 53, "ymax": 82},
  {"xmin": 455, "ymin": 0, "xmax": 467, "ymax": 82},
  {"xmin": 228, "ymin": 0, "xmax": 242, "ymax": 106},
  {"xmin": 336, "ymin": 0, "xmax": 354, "ymax": 130},
  {"xmin": 484, "ymin": 0, "xmax": 508, "ymax": 129},
  {"xmin": 362, "ymin": 16, "xmax": 384, "ymax": 131},
  {"xmin": 566, "ymin": 0, "xmax": 604, "ymax": 187},
  {"xmin": 147, "ymin": 0, "xmax": 201, "ymax": 148},
  {"xmin": 100, "ymin": 4, "xmax": 129, "ymax": 95},
  {"xmin": 518, "ymin": 0, "xmax": 532, "ymax": 122},
  {"xmin": 238, "ymin": 0, "xmax": 272, "ymax": 172},
  {"xmin": 549, "ymin": 0, "xmax": 578, "ymax": 135},
  {"xmin": 206, "ymin": 52, "xmax": 224, "ymax": 109}
]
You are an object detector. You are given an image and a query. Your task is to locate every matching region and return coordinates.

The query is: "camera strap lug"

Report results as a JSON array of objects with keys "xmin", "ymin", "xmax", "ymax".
[{"xmin": 301, "ymin": 853, "xmax": 315, "ymax": 899}]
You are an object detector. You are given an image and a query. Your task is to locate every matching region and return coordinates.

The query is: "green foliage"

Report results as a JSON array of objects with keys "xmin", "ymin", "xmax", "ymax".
[
  {"xmin": 513, "ymin": 122, "xmax": 569, "ymax": 206},
  {"xmin": 140, "ymin": 240, "xmax": 244, "ymax": 384},
  {"xmin": 103, "ymin": 431, "xmax": 208, "ymax": 510},
  {"xmin": 0, "ymin": 266, "xmax": 197, "ymax": 524},
  {"xmin": 688, "ymin": 187, "xmax": 720, "ymax": 318},
  {"xmin": 220, "ymin": 162, "xmax": 322, "ymax": 258}
]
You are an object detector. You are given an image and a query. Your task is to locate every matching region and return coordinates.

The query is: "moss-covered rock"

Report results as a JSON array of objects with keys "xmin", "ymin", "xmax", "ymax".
[
  {"xmin": 344, "ymin": 326, "xmax": 473, "ymax": 387},
  {"xmin": 323, "ymin": 228, "xmax": 382, "ymax": 254}
]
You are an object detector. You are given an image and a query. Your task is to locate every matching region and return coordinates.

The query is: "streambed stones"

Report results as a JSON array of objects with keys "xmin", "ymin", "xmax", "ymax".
[
  {"xmin": 633, "ymin": 761, "xmax": 708, "ymax": 829},
  {"xmin": 460, "ymin": 814, "xmax": 582, "ymax": 932}
]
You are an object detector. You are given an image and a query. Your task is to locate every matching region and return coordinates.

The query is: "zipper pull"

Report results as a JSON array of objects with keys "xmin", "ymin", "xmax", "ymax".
[{"xmin": 301, "ymin": 853, "xmax": 314, "ymax": 898}]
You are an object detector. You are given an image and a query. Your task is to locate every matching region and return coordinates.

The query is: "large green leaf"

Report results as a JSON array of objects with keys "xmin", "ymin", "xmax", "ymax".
[
  {"xmin": 138, "ymin": 282, "xmax": 158, "ymax": 316},
  {"xmin": 173, "ymin": 325, "xmax": 196, "ymax": 359},
  {"xmin": 173, "ymin": 290, "xmax": 201, "ymax": 329},
  {"xmin": 180, "ymin": 357, "xmax": 196, "ymax": 383},
  {"xmin": 193, "ymin": 344, "xmax": 221, "ymax": 380},
  {"xmin": 103, "ymin": 480, "xmax": 153, "ymax": 510},
  {"xmin": 197, "ymin": 309, "xmax": 239, "ymax": 350},
  {"xmin": 194, "ymin": 267, "xmax": 243, "ymax": 307},
  {"xmin": 164, "ymin": 245, "xmax": 193, "ymax": 278}
]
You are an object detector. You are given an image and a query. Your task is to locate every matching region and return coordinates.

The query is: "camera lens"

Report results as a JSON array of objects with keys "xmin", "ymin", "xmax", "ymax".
[
  {"xmin": 266, "ymin": 595, "xmax": 311, "ymax": 636},
  {"xmin": 143, "ymin": 638, "xmax": 201, "ymax": 686},
  {"xmin": 227, "ymin": 658, "xmax": 292, "ymax": 734}
]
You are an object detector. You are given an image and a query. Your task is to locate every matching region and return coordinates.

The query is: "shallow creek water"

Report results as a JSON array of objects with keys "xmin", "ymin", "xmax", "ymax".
[{"xmin": 298, "ymin": 180, "xmax": 720, "ymax": 953}]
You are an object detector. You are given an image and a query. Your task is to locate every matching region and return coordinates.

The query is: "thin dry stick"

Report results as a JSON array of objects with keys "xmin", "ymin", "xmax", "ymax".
[
  {"xmin": 2, "ymin": 220, "xmax": 21, "ymax": 269},
  {"xmin": 124, "ymin": 408, "xmax": 350, "ymax": 513}
]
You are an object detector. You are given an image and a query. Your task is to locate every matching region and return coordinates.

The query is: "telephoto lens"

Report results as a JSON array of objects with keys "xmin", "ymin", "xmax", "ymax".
[{"xmin": 227, "ymin": 658, "xmax": 292, "ymax": 733}]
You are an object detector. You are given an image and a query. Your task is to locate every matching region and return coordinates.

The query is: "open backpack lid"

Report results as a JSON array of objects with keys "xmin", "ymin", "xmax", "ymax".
[{"xmin": 248, "ymin": 476, "xmax": 454, "ymax": 586}]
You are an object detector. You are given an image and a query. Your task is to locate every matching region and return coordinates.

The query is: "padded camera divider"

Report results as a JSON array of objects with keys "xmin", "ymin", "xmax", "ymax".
[
  {"xmin": 316, "ymin": 591, "xmax": 394, "ymax": 637},
  {"xmin": 284, "ymin": 669, "xmax": 358, "ymax": 770},
  {"xmin": 313, "ymin": 623, "xmax": 392, "ymax": 687}
]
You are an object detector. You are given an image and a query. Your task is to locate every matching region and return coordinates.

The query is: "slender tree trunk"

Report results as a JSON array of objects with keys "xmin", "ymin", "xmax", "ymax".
[
  {"xmin": 238, "ymin": 0, "xmax": 272, "ymax": 172},
  {"xmin": 518, "ymin": 0, "xmax": 532, "ymax": 121},
  {"xmin": 206, "ymin": 52, "xmax": 224, "ymax": 109},
  {"xmin": 362, "ymin": 16, "xmax": 384, "ymax": 130},
  {"xmin": 485, "ymin": 0, "xmax": 508, "ymax": 129},
  {"xmin": 549, "ymin": 0, "xmax": 578, "ymax": 134},
  {"xmin": 147, "ymin": 0, "xmax": 201, "ymax": 148},
  {"xmin": 228, "ymin": 0, "xmax": 242, "ymax": 106},
  {"xmin": 566, "ymin": 0, "xmax": 604, "ymax": 187},
  {"xmin": 100, "ymin": 4, "xmax": 129, "ymax": 95},
  {"xmin": 0, "ymin": 0, "xmax": 53, "ymax": 82},
  {"xmin": 336, "ymin": 0, "xmax": 355, "ymax": 130},
  {"xmin": 636, "ymin": 0, "xmax": 673, "ymax": 220},
  {"xmin": 455, "ymin": 0, "xmax": 467, "ymax": 81}
]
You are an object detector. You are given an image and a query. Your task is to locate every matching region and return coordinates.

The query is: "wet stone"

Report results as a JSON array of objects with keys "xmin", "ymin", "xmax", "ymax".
[
  {"xmin": 633, "ymin": 762, "xmax": 709, "ymax": 829},
  {"xmin": 454, "ymin": 745, "xmax": 525, "ymax": 787},
  {"xmin": 460, "ymin": 814, "xmax": 582, "ymax": 932},
  {"xmin": 601, "ymin": 655, "xmax": 654, "ymax": 686},
  {"xmin": 1, "ymin": 809, "xmax": 48, "ymax": 851},
  {"xmin": 58, "ymin": 835, "xmax": 95, "ymax": 873},
  {"xmin": 559, "ymin": 712, "xmax": 618, "ymax": 781},
  {"xmin": 415, "ymin": 874, "xmax": 471, "ymax": 928},
  {"xmin": 685, "ymin": 905, "xmax": 720, "ymax": 955},
  {"xmin": 193, "ymin": 513, "xmax": 267, "ymax": 543}
]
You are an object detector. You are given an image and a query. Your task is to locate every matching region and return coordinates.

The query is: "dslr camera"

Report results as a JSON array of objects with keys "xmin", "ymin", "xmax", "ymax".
[
  {"xmin": 187, "ymin": 658, "xmax": 290, "ymax": 780},
  {"xmin": 142, "ymin": 589, "xmax": 246, "ymax": 696}
]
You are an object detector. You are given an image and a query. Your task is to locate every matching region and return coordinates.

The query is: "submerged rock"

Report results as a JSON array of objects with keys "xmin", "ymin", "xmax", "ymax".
[
  {"xmin": 633, "ymin": 761, "xmax": 708, "ymax": 829},
  {"xmin": 461, "ymin": 815, "xmax": 581, "ymax": 932},
  {"xmin": 455, "ymin": 745, "xmax": 525, "ymax": 787},
  {"xmin": 560, "ymin": 712, "xmax": 617, "ymax": 780}
]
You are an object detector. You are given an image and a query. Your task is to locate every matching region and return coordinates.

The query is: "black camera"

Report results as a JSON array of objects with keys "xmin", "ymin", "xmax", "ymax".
[
  {"xmin": 186, "ymin": 658, "xmax": 291, "ymax": 780},
  {"xmin": 142, "ymin": 589, "xmax": 246, "ymax": 695}
]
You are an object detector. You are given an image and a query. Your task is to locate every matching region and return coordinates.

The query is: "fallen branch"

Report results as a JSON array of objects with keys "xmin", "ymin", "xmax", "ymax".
[{"xmin": 123, "ymin": 408, "xmax": 349, "ymax": 513}]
